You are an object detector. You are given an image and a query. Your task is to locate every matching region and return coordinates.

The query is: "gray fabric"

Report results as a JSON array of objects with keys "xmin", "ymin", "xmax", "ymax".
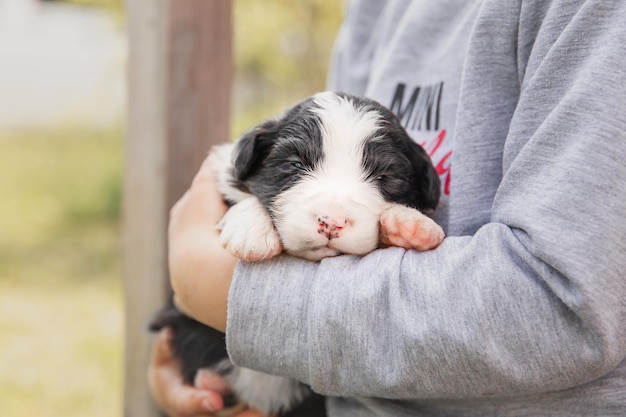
[{"xmin": 226, "ymin": 0, "xmax": 626, "ymax": 415}]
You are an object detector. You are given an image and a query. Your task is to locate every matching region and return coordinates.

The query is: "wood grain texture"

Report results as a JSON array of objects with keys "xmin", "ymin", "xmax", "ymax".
[
  {"xmin": 167, "ymin": 0, "xmax": 233, "ymax": 208},
  {"xmin": 124, "ymin": 1, "xmax": 232, "ymax": 415}
]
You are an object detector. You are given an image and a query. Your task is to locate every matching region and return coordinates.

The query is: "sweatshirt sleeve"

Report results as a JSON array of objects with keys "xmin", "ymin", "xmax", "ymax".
[{"xmin": 226, "ymin": 0, "xmax": 626, "ymax": 399}]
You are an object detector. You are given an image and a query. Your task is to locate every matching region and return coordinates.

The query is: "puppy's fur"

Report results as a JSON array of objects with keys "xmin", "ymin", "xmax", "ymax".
[{"xmin": 151, "ymin": 92, "xmax": 444, "ymax": 416}]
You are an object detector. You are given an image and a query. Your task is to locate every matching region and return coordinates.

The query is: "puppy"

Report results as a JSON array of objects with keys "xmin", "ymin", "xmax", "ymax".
[{"xmin": 151, "ymin": 92, "xmax": 445, "ymax": 416}]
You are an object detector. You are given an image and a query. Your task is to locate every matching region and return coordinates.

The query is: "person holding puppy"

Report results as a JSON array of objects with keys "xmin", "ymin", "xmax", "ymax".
[{"xmin": 149, "ymin": 0, "xmax": 626, "ymax": 416}]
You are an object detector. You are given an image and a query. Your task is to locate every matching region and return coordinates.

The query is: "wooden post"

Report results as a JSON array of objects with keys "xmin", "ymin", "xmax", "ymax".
[
  {"xmin": 124, "ymin": 1, "xmax": 232, "ymax": 415},
  {"xmin": 124, "ymin": 1, "xmax": 169, "ymax": 415},
  {"xmin": 166, "ymin": 0, "xmax": 233, "ymax": 207}
]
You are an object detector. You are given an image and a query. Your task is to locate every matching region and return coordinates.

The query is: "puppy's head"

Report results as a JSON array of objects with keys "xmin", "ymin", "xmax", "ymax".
[{"xmin": 233, "ymin": 92, "xmax": 440, "ymax": 261}]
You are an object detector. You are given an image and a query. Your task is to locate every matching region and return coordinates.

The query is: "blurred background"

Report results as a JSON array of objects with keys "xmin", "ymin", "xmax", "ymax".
[{"xmin": 0, "ymin": 0, "xmax": 343, "ymax": 416}]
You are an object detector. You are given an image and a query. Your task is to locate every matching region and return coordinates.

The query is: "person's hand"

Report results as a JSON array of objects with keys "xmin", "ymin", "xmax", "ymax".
[
  {"xmin": 148, "ymin": 328, "xmax": 225, "ymax": 416},
  {"xmin": 168, "ymin": 155, "xmax": 237, "ymax": 332},
  {"xmin": 148, "ymin": 329, "xmax": 266, "ymax": 417}
]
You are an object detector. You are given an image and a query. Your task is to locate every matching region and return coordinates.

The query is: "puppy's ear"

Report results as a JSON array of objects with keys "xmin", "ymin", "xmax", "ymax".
[
  {"xmin": 408, "ymin": 140, "xmax": 441, "ymax": 212},
  {"xmin": 371, "ymin": 100, "xmax": 441, "ymax": 212},
  {"xmin": 233, "ymin": 119, "xmax": 280, "ymax": 181}
]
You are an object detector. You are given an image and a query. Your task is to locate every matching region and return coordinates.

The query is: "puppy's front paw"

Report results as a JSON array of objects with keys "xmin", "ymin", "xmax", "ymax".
[
  {"xmin": 218, "ymin": 198, "xmax": 283, "ymax": 261},
  {"xmin": 380, "ymin": 204, "xmax": 444, "ymax": 251}
]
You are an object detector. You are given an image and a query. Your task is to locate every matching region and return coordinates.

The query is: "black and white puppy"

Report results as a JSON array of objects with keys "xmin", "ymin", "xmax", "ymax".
[{"xmin": 151, "ymin": 92, "xmax": 444, "ymax": 416}]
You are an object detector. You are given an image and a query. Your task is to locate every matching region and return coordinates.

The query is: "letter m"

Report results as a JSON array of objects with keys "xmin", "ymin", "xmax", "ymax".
[{"xmin": 389, "ymin": 83, "xmax": 419, "ymax": 128}]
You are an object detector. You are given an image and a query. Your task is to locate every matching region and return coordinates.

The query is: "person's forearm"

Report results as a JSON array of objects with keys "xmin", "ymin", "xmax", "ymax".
[
  {"xmin": 168, "ymin": 158, "xmax": 237, "ymax": 333},
  {"xmin": 227, "ymin": 221, "xmax": 624, "ymax": 399},
  {"xmin": 169, "ymin": 227, "xmax": 235, "ymax": 333}
]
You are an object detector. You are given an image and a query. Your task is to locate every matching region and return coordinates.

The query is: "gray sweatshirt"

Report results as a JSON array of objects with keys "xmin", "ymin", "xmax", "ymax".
[{"xmin": 226, "ymin": 0, "xmax": 626, "ymax": 415}]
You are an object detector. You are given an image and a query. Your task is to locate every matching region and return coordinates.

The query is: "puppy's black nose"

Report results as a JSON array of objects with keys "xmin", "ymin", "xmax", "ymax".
[{"xmin": 317, "ymin": 215, "xmax": 349, "ymax": 239}]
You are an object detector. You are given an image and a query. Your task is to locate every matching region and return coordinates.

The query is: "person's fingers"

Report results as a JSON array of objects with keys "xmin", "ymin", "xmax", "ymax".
[
  {"xmin": 148, "ymin": 329, "xmax": 225, "ymax": 416},
  {"xmin": 148, "ymin": 330, "xmax": 275, "ymax": 417},
  {"xmin": 164, "ymin": 377, "xmax": 224, "ymax": 416},
  {"xmin": 194, "ymin": 369, "xmax": 231, "ymax": 394},
  {"xmin": 150, "ymin": 328, "xmax": 177, "ymax": 366}
]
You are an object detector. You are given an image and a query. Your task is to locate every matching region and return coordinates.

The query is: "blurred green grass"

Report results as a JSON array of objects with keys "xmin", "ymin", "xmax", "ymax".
[{"xmin": 0, "ymin": 128, "xmax": 123, "ymax": 417}]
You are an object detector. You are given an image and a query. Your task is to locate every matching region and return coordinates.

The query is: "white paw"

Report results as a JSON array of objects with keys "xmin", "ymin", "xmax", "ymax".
[
  {"xmin": 380, "ymin": 204, "xmax": 445, "ymax": 251},
  {"xmin": 218, "ymin": 197, "xmax": 283, "ymax": 261}
]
